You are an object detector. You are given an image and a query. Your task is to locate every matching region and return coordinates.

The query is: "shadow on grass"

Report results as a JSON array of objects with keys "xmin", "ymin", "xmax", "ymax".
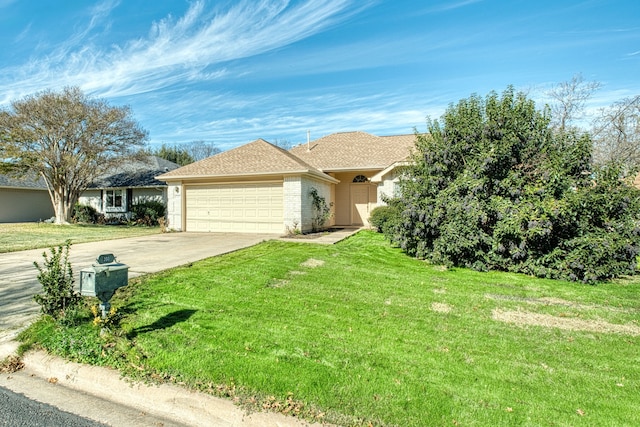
[{"xmin": 128, "ymin": 309, "xmax": 197, "ymax": 338}]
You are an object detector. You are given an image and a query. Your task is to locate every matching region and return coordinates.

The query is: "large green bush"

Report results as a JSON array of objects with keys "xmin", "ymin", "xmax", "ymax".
[{"xmin": 389, "ymin": 87, "xmax": 640, "ymax": 283}]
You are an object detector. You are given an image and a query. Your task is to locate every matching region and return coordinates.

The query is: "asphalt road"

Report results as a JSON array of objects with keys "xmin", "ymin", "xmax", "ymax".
[{"xmin": 0, "ymin": 385, "xmax": 108, "ymax": 427}]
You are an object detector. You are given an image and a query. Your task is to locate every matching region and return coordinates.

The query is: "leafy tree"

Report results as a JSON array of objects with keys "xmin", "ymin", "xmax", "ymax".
[
  {"xmin": 153, "ymin": 143, "xmax": 195, "ymax": 166},
  {"xmin": 151, "ymin": 140, "xmax": 220, "ymax": 165},
  {"xmin": 0, "ymin": 87, "xmax": 147, "ymax": 224},
  {"xmin": 388, "ymin": 87, "xmax": 640, "ymax": 283}
]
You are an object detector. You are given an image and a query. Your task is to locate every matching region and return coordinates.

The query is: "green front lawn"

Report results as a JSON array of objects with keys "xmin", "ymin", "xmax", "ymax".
[
  {"xmin": 0, "ymin": 223, "xmax": 160, "ymax": 253},
  {"xmin": 19, "ymin": 231, "xmax": 640, "ymax": 426}
]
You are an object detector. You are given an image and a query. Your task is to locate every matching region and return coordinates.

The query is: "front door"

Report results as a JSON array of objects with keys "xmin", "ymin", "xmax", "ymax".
[{"xmin": 350, "ymin": 184, "xmax": 370, "ymax": 225}]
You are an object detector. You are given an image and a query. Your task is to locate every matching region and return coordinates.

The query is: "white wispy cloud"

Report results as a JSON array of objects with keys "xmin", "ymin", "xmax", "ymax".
[
  {"xmin": 13, "ymin": 21, "xmax": 31, "ymax": 43},
  {"xmin": 140, "ymin": 85, "xmax": 440, "ymax": 149},
  {"xmin": 418, "ymin": 0, "xmax": 483, "ymax": 14},
  {"xmin": 0, "ymin": 0, "xmax": 371, "ymax": 104}
]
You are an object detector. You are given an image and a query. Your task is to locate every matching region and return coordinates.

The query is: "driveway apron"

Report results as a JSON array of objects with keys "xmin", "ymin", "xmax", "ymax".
[{"xmin": 0, "ymin": 232, "xmax": 277, "ymax": 349}]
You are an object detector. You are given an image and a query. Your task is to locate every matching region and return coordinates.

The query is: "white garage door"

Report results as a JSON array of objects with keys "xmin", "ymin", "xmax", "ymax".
[{"xmin": 185, "ymin": 182, "xmax": 283, "ymax": 233}]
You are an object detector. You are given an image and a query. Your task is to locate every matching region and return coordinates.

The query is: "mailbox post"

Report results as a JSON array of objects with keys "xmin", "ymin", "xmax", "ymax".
[{"xmin": 80, "ymin": 254, "xmax": 129, "ymax": 318}]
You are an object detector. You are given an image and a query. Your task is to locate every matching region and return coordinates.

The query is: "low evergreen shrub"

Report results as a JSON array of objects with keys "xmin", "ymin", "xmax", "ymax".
[
  {"xmin": 33, "ymin": 240, "xmax": 82, "ymax": 319},
  {"xmin": 369, "ymin": 205, "xmax": 400, "ymax": 234},
  {"xmin": 72, "ymin": 203, "xmax": 101, "ymax": 224},
  {"xmin": 131, "ymin": 200, "xmax": 166, "ymax": 226}
]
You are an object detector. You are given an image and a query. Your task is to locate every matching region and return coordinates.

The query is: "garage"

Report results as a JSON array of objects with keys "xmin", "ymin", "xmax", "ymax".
[{"xmin": 185, "ymin": 182, "xmax": 283, "ymax": 233}]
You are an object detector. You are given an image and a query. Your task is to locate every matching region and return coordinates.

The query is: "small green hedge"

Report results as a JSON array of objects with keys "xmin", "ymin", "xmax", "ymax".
[
  {"xmin": 131, "ymin": 201, "xmax": 165, "ymax": 226},
  {"xmin": 369, "ymin": 205, "xmax": 400, "ymax": 235},
  {"xmin": 72, "ymin": 204, "xmax": 102, "ymax": 224}
]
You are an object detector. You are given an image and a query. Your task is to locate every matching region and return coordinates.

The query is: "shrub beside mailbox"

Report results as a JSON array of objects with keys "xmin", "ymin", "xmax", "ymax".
[{"xmin": 80, "ymin": 253, "xmax": 128, "ymax": 318}]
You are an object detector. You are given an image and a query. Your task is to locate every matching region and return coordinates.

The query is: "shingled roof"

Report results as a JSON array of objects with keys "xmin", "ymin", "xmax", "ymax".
[
  {"xmin": 289, "ymin": 131, "xmax": 416, "ymax": 171},
  {"xmin": 89, "ymin": 156, "xmax": 179, "ymax": 188},
  {"xmin": 0, "ymin": 172, "xmax": 48, "ymax": 190},
  {"xmin": 157, "ymin": 139, "xmax": 337, "ymax": 182}
]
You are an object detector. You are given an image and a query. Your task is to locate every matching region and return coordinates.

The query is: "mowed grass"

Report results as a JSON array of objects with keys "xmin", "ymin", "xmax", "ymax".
[
  {"xmin": 23, "ymin": 231, "xmax": 640, "ymax": 426},
  {"xmin": 0, "ymin": 222, "xmax": 160, "ymax": 253}
]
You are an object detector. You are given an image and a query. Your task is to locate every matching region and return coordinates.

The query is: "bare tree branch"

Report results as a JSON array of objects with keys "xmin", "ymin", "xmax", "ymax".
[
  {"xmin": 547, "ymin": 73, "xmax": 601, "ymax": 132},
  {"xmin": 592, "ymin": 95, "xmax": 640, "ymax": 172}
]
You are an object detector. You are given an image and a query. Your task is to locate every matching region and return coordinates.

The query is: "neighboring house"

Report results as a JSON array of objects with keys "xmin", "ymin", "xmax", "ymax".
[
  {"xmin": 78, "ymin": 156, "xmax": 180, "ymax": 220},
  {"xmin": 0, "ymin": 173, "xmax": 54, "ymax": 222},
  {"xmin": 157, "ymin": 131, "xmax": 416, "ymax": 234}
]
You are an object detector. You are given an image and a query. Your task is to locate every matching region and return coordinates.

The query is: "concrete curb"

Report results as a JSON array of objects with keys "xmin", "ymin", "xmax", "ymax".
[{"xmin": 1, "ymin": 350, "xmax": 323, "ymax": 427}]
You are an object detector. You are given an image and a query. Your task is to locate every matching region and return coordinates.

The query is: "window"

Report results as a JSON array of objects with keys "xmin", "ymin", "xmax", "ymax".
[
  {"xmin": 105, "ymin": 189, "xmax": 125, "ymax": 211},
  {"xmin": 353, "ymin": 174, "xmax": 368, "ymax": 183}
]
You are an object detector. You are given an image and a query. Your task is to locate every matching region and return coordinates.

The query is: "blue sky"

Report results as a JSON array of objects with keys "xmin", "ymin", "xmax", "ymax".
[{"xmin": 0, "ymin": 0, "xmax": 638, "ymax": 151}]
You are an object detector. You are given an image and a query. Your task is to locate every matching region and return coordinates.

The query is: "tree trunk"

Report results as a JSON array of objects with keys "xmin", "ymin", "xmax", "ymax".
[{"xmin": 52, "ymin": 188, "xmax": 71, "ymax": 225}]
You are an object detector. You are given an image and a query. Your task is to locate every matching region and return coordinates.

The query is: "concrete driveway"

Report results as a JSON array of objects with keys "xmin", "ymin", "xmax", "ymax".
[{"xmin": 0, "ymin": 232, "xmax": 277, "ymax": 352}]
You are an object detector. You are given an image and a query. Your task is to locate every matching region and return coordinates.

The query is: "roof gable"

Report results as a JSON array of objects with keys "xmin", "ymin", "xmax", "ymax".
[
  {"xmin": 157, "ymin": 139, "xmax": 333, "ymax": 181},
  {"xmin": 289, "ymin": 131, "xmax": 416, "ymax": 171}
]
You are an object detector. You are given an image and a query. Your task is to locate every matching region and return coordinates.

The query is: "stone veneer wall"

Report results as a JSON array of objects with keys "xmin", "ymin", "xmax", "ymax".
[
  {"xmin": 284, "ymin": 176, "xmax": 333, "ymax": 233},
  {"xmin": 301, "ymin": 177, "xmax": 333, "ymax": 232},
  {"xmin": 283, "ymin": 176, "xmax": 302, "ymax": 233}
]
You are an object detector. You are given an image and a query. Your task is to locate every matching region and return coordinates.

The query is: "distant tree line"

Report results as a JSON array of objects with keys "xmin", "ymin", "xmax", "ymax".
[{"xmin": 150, "ymin": 140, "xmax": 221, "ymax": 166}]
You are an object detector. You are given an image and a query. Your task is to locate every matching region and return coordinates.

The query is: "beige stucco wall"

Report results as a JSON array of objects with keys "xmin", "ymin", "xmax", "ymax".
[
  {"xmin": 332, "ymin": 172, "xmax": 378, "ymax": 226},
  {"xmin": 78, "ymin": 189, "xmax": 102, "ymax": 212},
  {"xmin": 376, "ymin": 169, "xmax": 401, "ymax": 204},
  {"xmin": 0, "ymin": 188, "xmax": 54, "ymax": 223}
]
